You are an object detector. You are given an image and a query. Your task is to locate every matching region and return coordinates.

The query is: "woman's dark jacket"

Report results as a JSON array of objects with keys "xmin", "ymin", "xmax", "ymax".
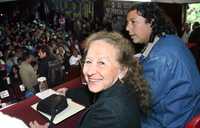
[{"xmin": 67, "ymin": 81, "xmax": 141, "ymax": 128}]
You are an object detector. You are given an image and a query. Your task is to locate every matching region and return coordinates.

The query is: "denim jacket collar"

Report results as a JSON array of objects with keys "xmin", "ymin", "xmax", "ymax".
[{"xmin": 142, "ymin": 36, "xmax": 160, "ymax": 58}]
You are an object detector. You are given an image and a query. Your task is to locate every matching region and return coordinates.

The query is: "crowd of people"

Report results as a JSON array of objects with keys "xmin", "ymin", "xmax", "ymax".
[
  {"xmin": 0, "ymin": 13, "xmax": 92, "ymax": 103},
  {"xmin": 0, "ymin": 2, "xmax": 200, "ymax": 128},
  {"xmin": 0, "ymin": 4, "xmax": 121, "ymax": 105}
]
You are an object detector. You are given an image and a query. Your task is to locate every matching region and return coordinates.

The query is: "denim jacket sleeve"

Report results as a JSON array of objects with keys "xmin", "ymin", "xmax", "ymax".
[{"xmin": 141, "ymin": 36, "xmax": 200, "ymax": 128}]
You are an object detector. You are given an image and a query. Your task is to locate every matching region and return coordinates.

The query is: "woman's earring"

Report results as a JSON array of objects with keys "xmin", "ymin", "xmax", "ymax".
[{"xmin": 118, "ymin": 75, "xmax": 124, "ymax": 83}]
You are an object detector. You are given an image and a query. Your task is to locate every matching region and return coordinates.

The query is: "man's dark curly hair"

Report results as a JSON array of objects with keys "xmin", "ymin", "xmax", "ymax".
[{"xmin": 128, "ymin": 2, "xmax": 177, "ymax": 42}]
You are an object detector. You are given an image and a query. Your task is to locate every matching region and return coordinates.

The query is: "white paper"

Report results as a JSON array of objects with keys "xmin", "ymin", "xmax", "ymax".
[
  {"xmin": 31, "ymin": 98, "xmax": 85, "ymax": 124},
  {"xmin": 0, "ymin": 90, "xmax": 9, "ymax": 98},
  {"xmin": 0, "ymin": 103, "xmax": 16, "ymax": 110},
  {"xmin": 19, "ymin": 84, "xmax": 25, "ymax": 92},
  {"xmin": 36, "ymin": 89, "xmax": 59, "ymax": 99}
]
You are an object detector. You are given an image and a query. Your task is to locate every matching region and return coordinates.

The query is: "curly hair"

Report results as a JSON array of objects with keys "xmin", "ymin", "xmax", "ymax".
[
  {"xmin": 84, "ymin": 31, "xmax": 151, "ymax": 114},
  {"xmin": 128, "ymin": 2, "xmax": 177, "ymax": 42}
]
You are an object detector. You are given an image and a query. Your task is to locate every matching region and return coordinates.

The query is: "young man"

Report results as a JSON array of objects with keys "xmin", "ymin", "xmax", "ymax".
[
  {"xmin": 126, "ymin": 2, "xmax": 200, "ymax": 128},
  {"xmin": 19, "ymin": 52, "xmax": 38, "ymax": 96},
  {"xmin": 37, "ymin": 45, "xmax": 65, "ymax": 88},
  {"xmin": 37, "ymin": 46, "xmax": 54, "ymax": 87}
]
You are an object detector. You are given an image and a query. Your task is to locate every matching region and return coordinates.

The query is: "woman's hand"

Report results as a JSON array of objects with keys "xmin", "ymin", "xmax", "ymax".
[
  {"xmin": 56, "ymin": 88, "xmax": 68, "ymax": 96},
  {"xmin": 29, "ymin": 120, "xmax": 49, "ymax": 128}
]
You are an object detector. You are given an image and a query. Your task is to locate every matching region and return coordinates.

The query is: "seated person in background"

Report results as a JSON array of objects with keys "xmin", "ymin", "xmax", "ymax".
[
  {"xmin": 191, "ymin": 21, "xmax": 200, "ymax": 31},
  {"xmin": 9, "ymin": 64, "xmax": 23, "ymax": 101},
  {"xmin": 181, "ymin": 22, "xmax": 191, "ymax": 43},
  {"xmin": 69, "ymin": 48, "xmax": 82, "ymax": 66},
  {"xmin": 19, "ymin": 52, "xmax": 38, "ymax": 97},
  {"xmin": 188, "ymin": 26, "xmax": 200, "ymax": 70},
  {"xmin": 0, "ymin": 59, "xmax": 7, "ymax": 91},
  {"xmin": 37, "ymin": 45, "xmax": 60, "ymax": 87},
  {"xmin": 189, "ymin": 23, "xmax": 200, "ymax": 44},
  {"xmin": 29, "ymin": 31, "xmax": 151, "ymax": 128},
  {"xmin": 55, "ymin": 45, "xmax": 70, "ymax": 73},
  {"xmin": 37, "ymin": 45, "xmax": 53, "ymax": 80},
  {"xmin": 10, "ymin": 65, "xmax": 22, "ymax": 87},
  {"xmin": 68, "ymin": 48, "xmax": 82, "ymax": 80}
]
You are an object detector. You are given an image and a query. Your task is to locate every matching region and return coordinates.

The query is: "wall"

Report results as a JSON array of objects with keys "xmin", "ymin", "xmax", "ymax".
[{"xmin": 158, "ymin": 3, "xmax": 186, "ymax": 36}]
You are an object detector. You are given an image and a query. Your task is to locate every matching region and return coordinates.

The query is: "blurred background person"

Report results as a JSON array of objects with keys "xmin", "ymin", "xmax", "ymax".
[
  {"xmin": 9, "ymin": 64, "xmax": 23, "ymax": 101},
  {"xmin": 181, "ymin": 22, "xmax": 191, "ymax": 43},
  {"xmin": 19, "ymin": 52, "xmax": 38, "ymax": 98},
  {"xmin": 69, "ymin": 48, "xmax": 82, "ymax": 66}
]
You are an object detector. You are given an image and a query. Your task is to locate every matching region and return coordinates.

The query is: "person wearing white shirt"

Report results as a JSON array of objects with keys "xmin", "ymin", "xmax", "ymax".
[{"xmin": 69, "ymin": 49, "xmax": 82, "ymax": 66}]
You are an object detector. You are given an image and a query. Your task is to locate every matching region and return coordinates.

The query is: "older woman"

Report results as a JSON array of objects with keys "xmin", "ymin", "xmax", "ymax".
[{"xmin": 30, "ymin": 31, "xmax": 150, "ymax": 128}]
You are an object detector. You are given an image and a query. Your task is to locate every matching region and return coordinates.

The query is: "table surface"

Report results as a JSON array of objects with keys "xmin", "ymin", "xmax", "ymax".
[{"xmin": 0, "ymin": 77, "xmax": 84, "ymax": 128}]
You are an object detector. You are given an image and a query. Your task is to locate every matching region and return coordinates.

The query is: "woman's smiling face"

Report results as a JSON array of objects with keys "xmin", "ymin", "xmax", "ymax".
[{"xmin": 83, "ymin": 40, "xmax": 122, "ymax": 93}]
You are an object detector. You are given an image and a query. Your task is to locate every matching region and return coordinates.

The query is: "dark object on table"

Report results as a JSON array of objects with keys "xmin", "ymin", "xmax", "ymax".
[{"xmin": 37, "ymin": 94, "xmax": 68, "ymax": 125}]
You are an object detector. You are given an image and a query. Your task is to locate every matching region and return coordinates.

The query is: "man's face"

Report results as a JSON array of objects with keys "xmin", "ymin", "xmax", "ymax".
[
  {"xmin": 126, "ymin": 10, "xmax": 152, "ymax": 44},
  {"xmin": 38, "ymin": 50, "xmax": 46, "ymax": 59}
]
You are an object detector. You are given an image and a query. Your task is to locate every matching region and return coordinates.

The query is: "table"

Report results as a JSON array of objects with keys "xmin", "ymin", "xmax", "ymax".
[{"xmin": 0, "ymin": 77, "xmax": 84, "ymax": 128}]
